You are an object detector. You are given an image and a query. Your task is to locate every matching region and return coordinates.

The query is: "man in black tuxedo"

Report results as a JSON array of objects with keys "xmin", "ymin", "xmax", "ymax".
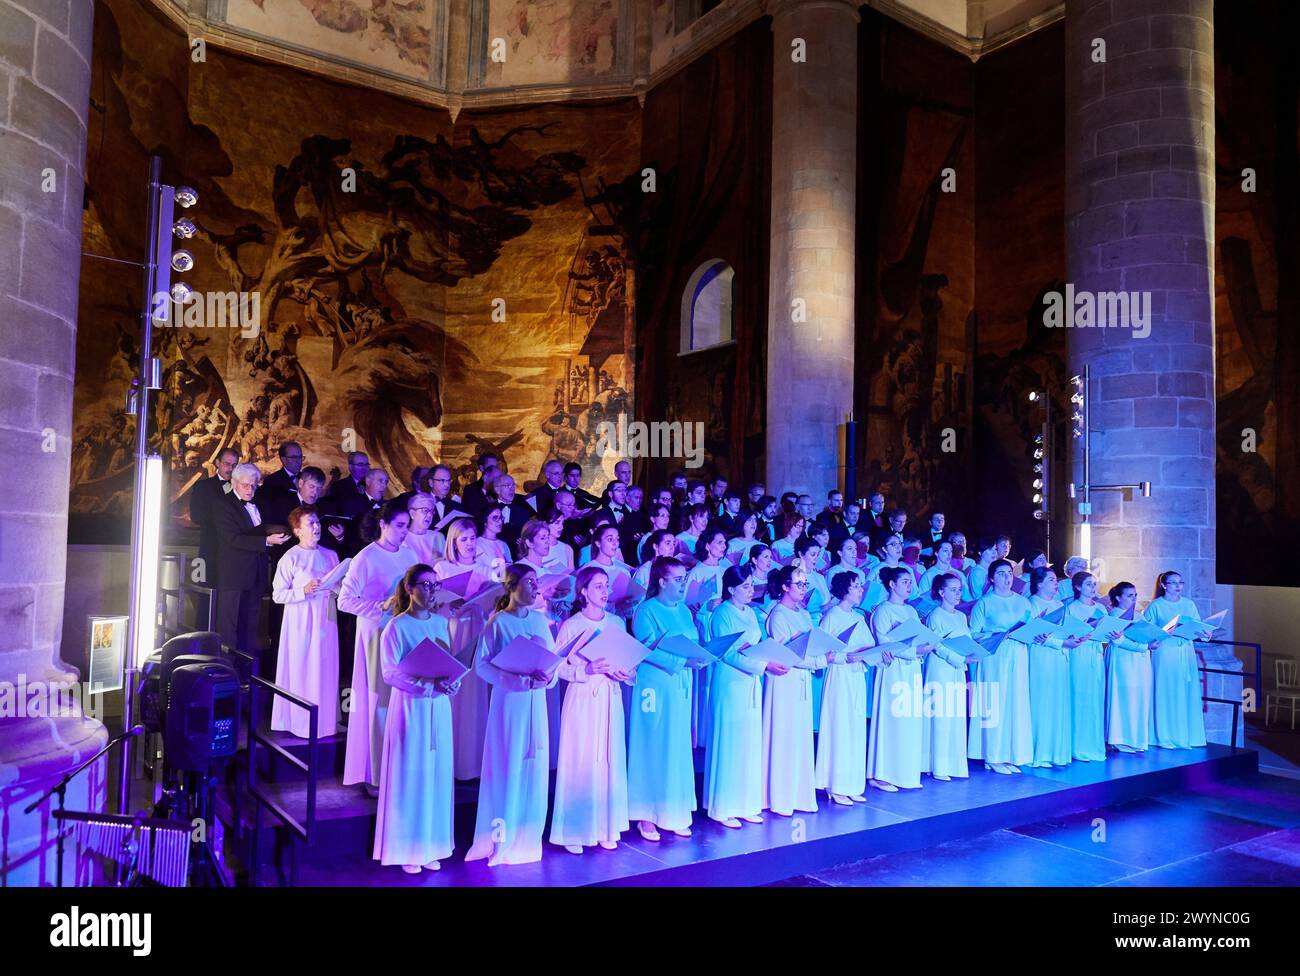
[
  {"xmin": 491, "ymin": 474, "xmax": 535, "ymax": 550},
  {"xmin": 870, "ymin": 508, "xmax": 909, "ymax": 555},
  {"xmin": 916, "ymin": 511, "xmax": 946, "ymax": 561},
  {"xmin": 395, "ymin": 465, "xmax": 429, "ymax": 508},
  {"xmin": 329, "ymin": 468, "xmax": 389, "ymax": 557},
  {"xmin": 421, "ymin": 464, "xmax": 467, "ymax": 525},
  {"xmin": 525, "ymin": 458, "xmax": 564, "ymax": 514},
  {"xmin": 215, "ymin": 463, "xmax": 289, "ymax": 656},
  {"xmin": 828, "ymin": 501, "xmax": 863, "ymax": 551},
  {"xmin": 562, "ymin": 462, "xmax": 602, "ymax": 512},
  {"xmin": 189, "ymin": 447, "xmax": 239, "ymax": 589},
  {"xmin": 255, "ymin": 440, "xmax": 304, "ymax": 508},
  {"xmin": 461, "ymin": 453, "xmax": 501, "ymax": 515},
  {"xmin": 715, "ymin": 491, "xmax": 746, "ymax": 536},
  {"xmin": 326, "ymin": 451, "xmax": 370, "ymax": 503},
  {"xmin": 744, "ymin": 482, "xmax": 766, "ymax": 515},
  {"xmin": 863, "ymin": 492, "xmax": 887, "ymax": 532},
  {"xmin": 817, "ymin": 490, "xmax": 846, "ymax": 529}
]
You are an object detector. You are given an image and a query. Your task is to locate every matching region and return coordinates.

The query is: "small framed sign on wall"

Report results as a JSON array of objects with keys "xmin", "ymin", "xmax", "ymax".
[{"xmin": 86, "ymin": 615, "xmax": 128, "ymax": 695}]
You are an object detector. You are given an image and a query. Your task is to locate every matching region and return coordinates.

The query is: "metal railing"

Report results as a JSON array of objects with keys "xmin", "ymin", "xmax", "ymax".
[
  {"xmin": 1196, "ymin": 638, "xmax": 1262, "ymax": 751},
  {"xmin": 158, "ymin": 552, "xmax": 214, "ymax": 642},
  {"xmin": 232, "ymin": 649, "xmax": 320, "ymax": 887}
]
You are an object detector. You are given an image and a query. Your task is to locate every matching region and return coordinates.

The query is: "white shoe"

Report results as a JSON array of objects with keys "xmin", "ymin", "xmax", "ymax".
[
  {"xmin": 401, "ymin": 864, "xmax": 422, "ymax": 875},
  {"xmin": 422, "ymin": 860, "xmax": 441, "ymax": 871},
  {"xmin": 932, "ymin": 773, "xmax": 951, "ymax": 782},
  {"xmin": 599, "ymin": 840, "xmax": 618, "ymax": 850},
  {"xmin": 714, "ymin": 816, "xmax": 742, "ymax": 829},
  {"xmin": 670, "ymin": 826, "xmax": 692, "ymax": 838},
  {"xmin": 638, "ymin": 821, "xmax": 661, "ymax": 842},
  {"xmin": 741, "ymin": 814, "xmax": 765, "ymax": 823},
  {"xmin": 849, "ymin": 794, "xmax": 867, "ymax": 803},
  {"xmin": 870, "ymin": 779, "xmax": 898, "ymax": 793},
  {"xmin": 565, "ymin": 845, "xmax": 584, "ymax": 855},
  {"xmin": 831, "ymin": 793, "xmax": 853, "ymax": 806}
]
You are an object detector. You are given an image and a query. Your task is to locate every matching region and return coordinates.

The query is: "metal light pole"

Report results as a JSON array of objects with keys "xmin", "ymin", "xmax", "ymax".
[{"xmin": 119, "ymin": 157, "xmax": 196, "ymax": 815}]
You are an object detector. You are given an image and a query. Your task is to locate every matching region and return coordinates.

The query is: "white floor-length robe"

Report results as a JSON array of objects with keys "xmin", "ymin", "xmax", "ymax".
[
  {"xmin": 922, "ymin": 606, "xmax": 971, "ymax": 779},
  {"xmin": 549, "ymin": 610, "xmax": 631, "ymax": 848},
  {"xmin": 815, "ymin": 604, "xmax": 871, "ymax": 796},
  {"xmin": 1106, "ymin": 627, "xmax": 1153, "ymax": 751},
  {"xmin": 436, "ymin": 558, "xmax": 492, "ymax": 780},
  {"xmin": 627, "ymin": 597, "xmax": 698, "ymax": 831},
  {"xmin": 519, "ymin": 556, "xmax": 568, "ymax": 769},
  {"xmin": 339, "ymin": 542, "xmax": 419, "ymax": 786},
  {"xmin": 373, "ymin": 612, "xmax": 455, "ymax": 867},
  {"xmin": 763, "ymin": 604, "xmax": 826, "ymax": 814},
  {"xmin": 466, "ymin": 608, "xmax": 557, "ymax": 865},
  {"xmin": 686, "ymin": 560, "xmax": 727, "ymax": 747},
  {"xmin": 1144, "ymin": 597, "xmax": 1207, "ymax": 749},
  {"xmin": 867, "ymin": 601, "xmax": 925, "ymax": 789},
  {"xmin": 1027, "ymin": 595, "xmax": 1072, "ymax": 768},
  {"xmin": 703, "ymin": 599, "xmax": 767, "ymax": 820},
  {"xmin": 1067, "ymin": 601, "xmax": 1107, "ymax": 761},
  {"xmin": 271, "ymin": 544, "xmax": 341, "ymax": 739},
  {"xmin": 966, "ymin": 593, "xmax": 1034, "ymax": 766}
]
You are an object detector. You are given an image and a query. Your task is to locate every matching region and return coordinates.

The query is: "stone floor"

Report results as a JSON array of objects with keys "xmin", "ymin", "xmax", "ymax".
[{"xmin": 766, "ymin": 772, "xmax": 1300, "ymax": 886}]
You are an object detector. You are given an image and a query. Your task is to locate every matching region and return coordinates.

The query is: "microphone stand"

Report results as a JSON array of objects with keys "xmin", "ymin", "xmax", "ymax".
[{"xmin": 24, "ymin": 725, "xmax": 144, "ymax": 887}]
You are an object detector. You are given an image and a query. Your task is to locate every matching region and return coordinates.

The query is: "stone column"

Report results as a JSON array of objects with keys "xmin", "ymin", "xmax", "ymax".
[
  {"xmin": 0, "ymin": 0, "xmax": 108, "ymax": 884},
  {"xmin": 764, "ymin": 0, "xmax": 858, "ymax": 496},
  {"xmin": 1065, "ymin": 1, "xmax": 1238, "ymax": 743}
]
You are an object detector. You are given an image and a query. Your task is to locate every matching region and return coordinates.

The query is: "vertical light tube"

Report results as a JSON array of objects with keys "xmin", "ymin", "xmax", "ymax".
[
  {"xmin": 1079, "ymin": 520, "xmax": 1092, "ymax": 566},
  {"xmin": 133, "ymin": 455, "xmax": 163, "ymax": 667}
]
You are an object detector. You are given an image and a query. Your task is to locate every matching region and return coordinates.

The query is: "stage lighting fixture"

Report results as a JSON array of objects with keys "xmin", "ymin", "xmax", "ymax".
[
  {"xmin": 1079, "ymin": 521, "xmax": 1091, "ymax": 563},
  {"xmin": 175, "ymin": 186, "xmax": 199, "ymax": 208},
  {"xmin": 171, "ymin": 249, "xmax": 194, "ymax": 272},
  {"xmin": 172, "ymin": 217, "xmax": 196, "ymax": 239},
  {"xmin": 170, "ymin": 282, "xmax": 193, "ymax": 304},
  {"xmin": 1140, "ymin": 481, "xmax": 1151, "ymax": 497},
  {"xmin": 1033, "ymin": 478, "xmax": 1043, "ymax": 489},
  {"xmin": 1034, "ymin": 447, "xmax": 1044, "ymax": 460},
  {"xmin": 1033, "ymin": 463, "xmax": 1043, "ymax": 474},
  {"xmin": 1028, "ymin": 391, "xmax": 1041, "ymax": 403},
  {"xmin": 1033, "ymin": 510, "xmax": 1047, "ymax": 521},
  {"xmin": 1032, "ymin": 492, "xmax": 1042, "ymax": 504}
]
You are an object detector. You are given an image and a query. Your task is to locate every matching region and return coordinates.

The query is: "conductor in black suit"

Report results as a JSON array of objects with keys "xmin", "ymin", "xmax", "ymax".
[
  {"xmin": 215, "ymin": 463, "xmax": 289, "ymax": 655},
  {"xmin": 255, "ymin": 440, "xmax": 304, "ymax": 507},
  {"xmin": 188, "ymin": 447, "xmax": 239, "ymax": 589}
]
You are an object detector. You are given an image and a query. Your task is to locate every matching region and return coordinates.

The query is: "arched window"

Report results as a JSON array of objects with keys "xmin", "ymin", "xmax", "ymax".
[{"xmin": 680, "ymin": 259, "xmax": 735, "ymax": 355}]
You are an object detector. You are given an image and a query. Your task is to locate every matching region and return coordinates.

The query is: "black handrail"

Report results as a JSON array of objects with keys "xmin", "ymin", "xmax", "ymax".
[
  {"xmin": 230, "ymin": 647, "xmax": 319, "ymax": 888},
  {"xmin": 1195, "ymin": 637, "xmax": 1261, "ymax": 752}
]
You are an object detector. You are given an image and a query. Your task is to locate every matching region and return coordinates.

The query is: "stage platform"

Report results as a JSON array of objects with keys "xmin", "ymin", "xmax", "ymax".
[{"xmin": 220, "ymin": 729, "xmax": 1258, "ymax": 886}]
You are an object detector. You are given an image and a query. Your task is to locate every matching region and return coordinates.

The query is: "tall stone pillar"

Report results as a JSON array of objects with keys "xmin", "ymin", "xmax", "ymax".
[
  {"xmin": 1065, "ymin": 1, "xmax": 1237, "ymax": 742},
  {"xmin": 0, "ymin": 0, "xmax": 108, "ymax": 884},
  {"xmin": 765, "ymin": 0, "xmax": 858, "ymax": 496}
]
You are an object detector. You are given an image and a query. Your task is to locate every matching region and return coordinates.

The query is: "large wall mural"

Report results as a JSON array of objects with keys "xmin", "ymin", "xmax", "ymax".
[
  {"xmin": 221, "ymin": 0, "xmax": 444, "ymax": 82},
  {"xmin": 73, "ymin": 0, "xmax": 639, "ymax": 540},
  {"xmin": 474, "ymin": 0, "xmax": 630, "ymax": 89},
  {"xmin": 1213, "ymin": 0, "xmax": 1300, "ymax": 587}
]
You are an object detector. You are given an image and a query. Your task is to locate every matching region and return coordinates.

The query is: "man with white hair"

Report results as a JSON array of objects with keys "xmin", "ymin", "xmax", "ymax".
[
  {"xmin": 214, "ymin": 463, "xmax": 289, "ymax": 654},
  {"xmin": 491, "ymin": 474, "xmax": 534, "ymax": 550}
]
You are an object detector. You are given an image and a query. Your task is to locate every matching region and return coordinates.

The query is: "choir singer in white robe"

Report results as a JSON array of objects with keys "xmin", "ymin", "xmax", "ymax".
[
  {"xmin": 550, "ymin": 566, "xmax": 634, "ymax": 853},
  {"xmin": 466, "ymin": 564, "xmax": 558, "ymax": 866},
  {"xmin": 815, "ymin": 572, "xmax": 873, "ymax": 803},
  {"xmin": 763, "ymin": 566, "xmax": 831, "ymax": 816},
  {"xmin": 705, "ymin": 565, "xmax": 787, "ymax": 827},
  {"xmin": 922, "ymin": 573, "xmax": 978, "ymax": 781},
  {"xmin": 373, "ymin": 565, "xmax": 460, "ymax": 874},
  {"xmin": 339, "ymin": 500, "xmax": 418, "ymax": 792},
  {"xmin": 867, "ymin": 567, "xmax": 934, "ymax": 792},
  {"xmin": 271, "ymin": 506, "xmax": 341, "ymax": 739},
  {"xmin": 628, "ymin": 557, "xmax": 706, "ymax": 841}
]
